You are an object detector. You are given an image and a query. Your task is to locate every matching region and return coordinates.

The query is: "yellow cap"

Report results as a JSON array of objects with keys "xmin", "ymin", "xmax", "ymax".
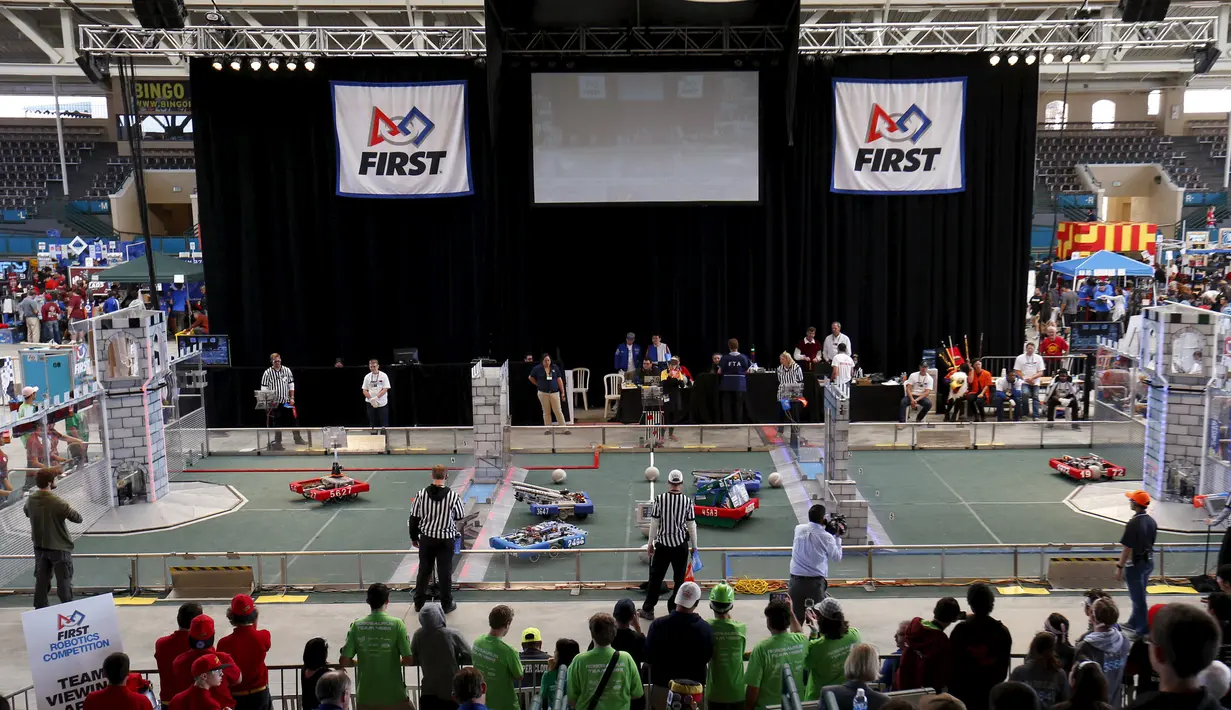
[{"xmin": 521, "ymin": 627, "xmax": 542, "ymax": 643}]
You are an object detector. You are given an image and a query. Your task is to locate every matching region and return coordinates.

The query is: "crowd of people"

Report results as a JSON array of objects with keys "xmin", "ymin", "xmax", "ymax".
[{"xmin": 67, "ymin": 582, "xmax": 1231, "ymax": 710}]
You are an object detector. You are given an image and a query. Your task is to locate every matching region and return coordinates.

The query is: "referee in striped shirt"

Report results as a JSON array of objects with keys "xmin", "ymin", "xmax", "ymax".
[
  {"xmin": 640, "ymin": 469, "xmax": 698, "ymax": 620},
  {"xmin": 410, "ymin": 464, "xmax": 465, "ymax": 614},
  {"xmin": 259, "ymin": 353, "xmax": 306, "ymax": 450}
]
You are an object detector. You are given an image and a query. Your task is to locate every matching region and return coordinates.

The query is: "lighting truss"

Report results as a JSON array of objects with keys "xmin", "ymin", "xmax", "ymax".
[
  {"xmin": 799, "ymin": 17, "xmax": 1218, "ymax": 54},
  {"xmin": 78, "ymin": 16, "xmax": 1216, "ymax": 59}
]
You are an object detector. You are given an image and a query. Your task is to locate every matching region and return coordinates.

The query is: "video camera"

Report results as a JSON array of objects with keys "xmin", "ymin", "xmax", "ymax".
[{"xmin": 824, "ymin": 513, "xmax": 847, "ymax": 537}]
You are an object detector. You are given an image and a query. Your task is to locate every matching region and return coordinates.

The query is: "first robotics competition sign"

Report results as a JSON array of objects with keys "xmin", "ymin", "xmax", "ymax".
[
  {"xmin": 332, "ymin": 80, "xmax": 473, "ymax": 199},
  {"xmin": 22, "ymin": 593, "xmax": 123, "ymax": 710},
  {"xmin": 831, "ymin": 78, "xmax": 967, "ymax": 195}
]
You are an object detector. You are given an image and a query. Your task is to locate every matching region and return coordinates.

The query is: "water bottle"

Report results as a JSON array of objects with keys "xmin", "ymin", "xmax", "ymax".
[{"xmin": 853, "ymin": 688, "xmax": 868, "ymax": 710}]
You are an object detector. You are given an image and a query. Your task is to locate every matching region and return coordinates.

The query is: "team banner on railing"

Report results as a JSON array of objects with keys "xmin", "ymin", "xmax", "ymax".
[
  {"xmin": 831, "ymin": 78, "xmax": 966, "ymax": 195},
  {"xmin": 332, "ymin": 80, "xmax": 473, "ymax": 199},
  {"xmin": 23, "ymin": 593, "xmax": 123, "ymax": 710}
]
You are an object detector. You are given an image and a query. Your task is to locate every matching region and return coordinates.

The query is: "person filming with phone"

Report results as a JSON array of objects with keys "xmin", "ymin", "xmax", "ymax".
[{"xmin": 788, "ymin": 503, "xmax": 845, "ymax": 625}]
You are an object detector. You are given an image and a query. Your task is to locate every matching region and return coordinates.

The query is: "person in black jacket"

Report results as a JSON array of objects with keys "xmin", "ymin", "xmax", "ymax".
[
  {"xmin": 1130, "ymin": 604, "xmax": 1223, "ymax": 710},
  {"xmin": 300, "ymin": 637, "xmax": 329, "ymax": 710},
  {"xmin": 949, "ymin": 583, "xmax": 1012, "ymax": 710}
]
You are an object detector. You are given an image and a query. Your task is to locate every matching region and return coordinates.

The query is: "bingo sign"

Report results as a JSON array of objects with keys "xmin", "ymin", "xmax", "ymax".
[
  {"xmin": 22, "ymin": 593, "xmax": 124, "ymax": 710},
  {"xmin": 133, "ymin": 80, "xmax": 191, "ymax": 115}
]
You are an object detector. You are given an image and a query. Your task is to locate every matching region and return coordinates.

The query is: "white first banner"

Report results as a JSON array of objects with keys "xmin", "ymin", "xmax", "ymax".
[
  {"xmin": 831, "ymin": 78, "xmax": 966, "ymax": 195},
  {"xmin": 332, "ymin": 80, "xmax": 473, "ymax": 198},
  {"xmin": 23, "ymin": 593, "xmax": 124, "ymax": 710}
]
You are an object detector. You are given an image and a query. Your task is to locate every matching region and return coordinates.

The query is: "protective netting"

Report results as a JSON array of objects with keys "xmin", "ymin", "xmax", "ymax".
[
  {"xmin": 0, "ymin": 457, "xmax": 112, "ymax": 588},
  {"xmin": 166, "ymin": 408, "xmax": 208, "ymax": 478}
]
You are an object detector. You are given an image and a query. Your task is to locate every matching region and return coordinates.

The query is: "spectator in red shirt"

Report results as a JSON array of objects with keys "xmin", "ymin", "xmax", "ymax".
[
  {"xmin": 171, "ymin": 654, "xmax": 233, "ymax": 710},
  {"xmin": 156, "ymin": 603, "xmax": 203, "ymax": 707},
  {"xmin": 187, "ymin": 307, "xmax": 209, "ymax": 335},
  {"xmin": 40, "ymin": 292, "xmax": 62, "ymax": 343},
  {"xmin": 84, "ymin": 652, "xmax": 153, "ymax": 710},
  {"xmin": 171, "ymin": 616, "xmax": 242, "ymax": 708},
  {"xmin": 68, "ymin": 289, "xmax": 87, "ymax": 336},
  {"xmin": 217, "ymin": 594, "xmax": 272, "ymax": 710},
  {"xmin": 1039, "ymin": 325, "xmax": 1070, "ymax": 376}
]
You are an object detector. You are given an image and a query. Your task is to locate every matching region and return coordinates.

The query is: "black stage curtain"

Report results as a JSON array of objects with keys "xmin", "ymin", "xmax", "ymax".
[
  {"xmin": 192, "ymin": 53, "xmax": 1035, "ymax": 416},
  {"xmin": 204, "ymin": 364, "xmax": 472, "ymax": 428}
]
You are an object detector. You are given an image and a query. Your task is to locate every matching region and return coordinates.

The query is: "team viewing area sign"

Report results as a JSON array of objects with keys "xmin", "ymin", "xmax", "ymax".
[
  {"xmin": 831, "ymin": 78, "xmax": 967, "ymax": 195},
  {"xmin": 332, "ymin": 80, "xmax": 474, "ymax": 199},
  {"xmin": 22, "ymin": 594, "xmax": 123, "ymax": 710}
]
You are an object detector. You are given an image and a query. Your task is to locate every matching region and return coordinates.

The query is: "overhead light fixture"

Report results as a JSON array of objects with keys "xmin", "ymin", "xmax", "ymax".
[
  {"xmin": 211, "ymin": 57, "xmax": 223, "ymax": 71},
  {"xmin": 1008, "ymin": 53, "xmax": 1019, "ymax": 65},
  {"xmin": 1194, "ymin": 43, "xmax": 1221, "ymax": 74},
  {"xmin": 989, "ymin": 54, "xmax": 1001, "ymax": 66},
  {"xmin": 286, "ymin": 58, "xmax": 298, "ymax": 71},
  {"xmin": 1062, "ymin": 52, "xmax": 1073, "ymax": 64},
  {"xmin": 1079, "ymin": 52, "xmax": 1092, "ymax": 63},
  {"xmin": 268, "ymin": 57, "xmax": 280, "ymax": 71},
  {"xmin": 249, "ymin": 57, "xmax": 262, "ymax": 71},
  {"xmin": 304, "ymin": 58, "xmax": 316, "ymax": 71},
  {"xmin": 1025, "ymin": 53, "xmax": 1037, "ymax": 65},
  {"xmin": 1042, "ymin": 51, "xmax": 1054, "ymax": 64},
  {"xmin": 229, "ymin": 58, "xmax": 242, "ymax": 71}
]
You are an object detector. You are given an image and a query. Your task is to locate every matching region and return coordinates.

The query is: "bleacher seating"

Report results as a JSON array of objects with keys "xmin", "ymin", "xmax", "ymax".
[
  {"xmin": 88, "ymin": 149, "xmax": 196, "ymax": 198},
  {"xmin": 0, "ymin": 125, "xmax": 102, "ymax": 216},
  {"xmin": 1036, "ymin": 128, "xmax": 1208, "ymax": 192}
]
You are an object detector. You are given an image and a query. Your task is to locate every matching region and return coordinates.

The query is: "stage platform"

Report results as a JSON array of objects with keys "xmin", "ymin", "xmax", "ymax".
[{"xmin": 1066, "ymin": 480, "xmax": 1223, "ymax": 536}]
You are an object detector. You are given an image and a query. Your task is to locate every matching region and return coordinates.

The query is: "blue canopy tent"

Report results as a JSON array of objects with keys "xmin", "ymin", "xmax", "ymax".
[{"xmin": 1052, "ymin": 250, "xmax": 1154, "ymax": 278}]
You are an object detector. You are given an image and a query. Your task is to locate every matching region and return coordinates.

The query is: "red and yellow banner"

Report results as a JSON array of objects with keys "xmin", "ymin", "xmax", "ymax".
[{"xmin": 1056, "ymin": 221, "xmax": 1157, "ymax": 259}]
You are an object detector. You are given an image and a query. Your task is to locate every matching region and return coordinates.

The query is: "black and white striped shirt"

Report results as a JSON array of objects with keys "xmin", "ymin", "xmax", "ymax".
[
  {"xmin": 411, "ymin": 485, "xmax": 466, "ymax": 540},
  {"xmin": 651, "ymin": 490, "xmax": 694, "ymax": 547},
  {"xmin": 776, "ymin": 363, "xmax": 804, "ymax": 399},
  {"xmin": 260, "ymin": 366, "xmax": 295, "ymax": 404}
]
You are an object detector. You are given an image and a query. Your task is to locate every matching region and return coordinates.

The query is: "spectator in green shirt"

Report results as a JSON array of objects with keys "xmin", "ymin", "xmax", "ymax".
[
  {"xmin": 567, "ymin": 612, "xmax": 644, "ymax": 710},
  {"xmin": 804, "ymin": 598, "xmax": 862, "ymax": 700},
  {"xmin": 338, "ymin": 582, "xmax": 413, "ymax": 710},
  {"xmin": 540, "ymin": 638, "xmax": 580, "ymax": 710},
  {"xmin": 471, "ymin": 605, "xmax": 523, "ymax": 710},
  {"xmin": 707, "ymin": 583, "xmax": 747, "ymax": 710},
  {"xmin": 745, "ymin": 599, "xmax": 809, "ymax": 710}
]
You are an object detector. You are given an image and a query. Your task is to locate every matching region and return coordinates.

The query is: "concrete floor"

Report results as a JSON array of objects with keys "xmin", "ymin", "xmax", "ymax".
[{"xmin": 0, "ymin": 592, "xmax": 1206, "ymax": 697}]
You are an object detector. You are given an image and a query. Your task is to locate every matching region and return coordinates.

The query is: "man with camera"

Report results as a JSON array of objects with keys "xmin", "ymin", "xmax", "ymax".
[{"xmin": 788, "ymin": 503, "xmax": 844, "ymax": 625}]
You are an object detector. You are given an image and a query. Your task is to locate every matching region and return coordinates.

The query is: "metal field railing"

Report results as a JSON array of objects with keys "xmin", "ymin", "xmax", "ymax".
[
  {"xmin": 0, "ymin": 541, "xmax": 1211, "ymax": 596},
  {"xmin": 198, "ymin": 427, "xmax": 475, "ymax": 456}
]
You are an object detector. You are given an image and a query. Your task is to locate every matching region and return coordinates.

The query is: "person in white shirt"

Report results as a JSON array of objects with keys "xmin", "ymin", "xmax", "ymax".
[
  {"xmin": 362, "ymin": 359, "xmax": 392, "ymax": 432},
  {"xmin": 822, "ymin": 322, "xmax": 852, "ymax": 370},
  {"xmin": 1013, "ymin": 342, "xmax": 1046, "ymax": 420},
  {"xmin": 831, "ymin": 343, "xmax": 855, "ymax": 391},
  {"xmin": 1191, "ymin": 351, "xmax": 1206, "ymax": 375},
  {"xmin": 898, "ymin": 361, "xmax": 934, "ymax": 425},
  {"xmin": 647, "ymin": 334, "xmax": 671, "ymax": 364},
  {"xmin": 788, "ymin": 503, "xmax": 844, "ymax": 624},
  {"xmin": 995, "ymin": 371, "xmax": 1026, "ymax": 422}
]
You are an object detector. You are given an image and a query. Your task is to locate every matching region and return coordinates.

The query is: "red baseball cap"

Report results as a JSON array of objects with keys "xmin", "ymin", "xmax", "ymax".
[
  {"xmin": 188, "ymin": 615, "xmax": 215, "ymax": 641},
  {"xmin": 229, "ymin": 594, "xmax": 255, "ymax": 616},
  {"xmin": 190, "ymin": 654, "xmax": 230, "ymax": 678},
  {"xmin": 1148, "ymin": 603, "xmax": 1166, "ymax": 630}
]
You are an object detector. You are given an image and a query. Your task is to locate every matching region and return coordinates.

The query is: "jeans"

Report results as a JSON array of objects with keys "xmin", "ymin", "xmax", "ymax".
[
  {"xmin": 537, "ymin": 391, "xmax": 566, "ymax": 426},
  {"xmin": 414, "ymin": 536, "xmax": 455, "ymax": 607},
  {"xmin": 643, "ymin": 542, "xmax": 689, "ymax": 614},
  {"xmin": 366, "ymin": 403, "xmax": 389, "ymax": 430},
  {"xmin": 33, "ymin": 547, "xmax": 73, "ymax": 608},
  {"xmin": 899, "ymin": 396, "xmax": 931, "ymax": 423},
  {"xmin": 788, "ymin": 574, "xmax": 828, "ymax": 625},
  {"xmin": 1022, "ymin": 382, "xmax": 1041, "ymax": 418},
  {"xmin": 42, "ymin": 320, "xmax": 60, "ymax": 344},
  {"xmin": 995, "ymin": 392, "xmax": 1026, "ymax": 421},
  {"xmin": 1125, "ymin": 559, "xmax": 1153, "ymax": 635}
]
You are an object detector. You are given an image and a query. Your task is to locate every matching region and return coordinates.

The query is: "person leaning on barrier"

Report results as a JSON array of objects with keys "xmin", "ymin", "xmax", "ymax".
[
  {"xmin": 157, "ymin": 603, "xmax": 205, "ymax": 709},
  {"xmin": 339, "ymin": 583, "xmax": 414, "ymax": 710},
  {"xmin": 412, "ymin": 602, "xmax": 472, "ymax": 710},
  {"xmin": 312, "ymin": 670, "xmax": 351, "ymax": 710},
  {"xmin": 83, "ymin": 652, "xmax": 153, "ymax": 710}
]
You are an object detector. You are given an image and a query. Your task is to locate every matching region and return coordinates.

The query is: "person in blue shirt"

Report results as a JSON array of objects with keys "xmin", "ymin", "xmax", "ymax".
[
  {"xmin": 165, "ymin": 283, "xmax": 189, "ymax": 333},
  {"xmin": 528, "ymin": 354, "xmax": 569, "ymax": 433},
  {"xmin": 788, "ymin": 503, "xmax": 844, "ymax": 625},
  {"xmin": 453, "ymin": 667, "xmax": 488, "ymax": 710},
  {"xmin": 717, "ymin": 339, "xmax": 751, "ymax": 424},
  {"xmin": 1091, "ymin": 278, "xmax": 1115, "ymax": 321},
  {"xmin": 1077, "ymin": 277, "xmax": 1096, "ymax": 319},
  {"xmin": 614, "ymin": 333, "xmax": 641, "ymax": 373},
  {"xmin": 102, "ymin": 288, "xmax": 120, "ymax": 314}
]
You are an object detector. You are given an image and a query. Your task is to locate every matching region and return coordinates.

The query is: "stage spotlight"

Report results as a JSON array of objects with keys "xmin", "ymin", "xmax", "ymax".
[
  {"xmin": 211, "ymin": 57, "xmax": 223, "ymax": 70},
  {"xmin": 1043, "ymin": 51, "xmax": 1054, "ymax": 63},
  {"xmin": 1008, "ymin": 53, "xmax": 1019, "ymax": 65},
  {"xmin": 1062, "ymin": 52, "xmax": 1073, "ymax": 63},
  {"xmin": 229, "ymin": 58, "xmax": 242, "ymax": 71},
  {"xmin": 268, "ymin": 57, "xmax": 280, "ymax": 71},
  {"xmin": 249, "ymin": 57, "xmax": 262, "ymax": 71},
  {"xmin": 1025, "ymin": 53, "xmax": 1037, "ymax": 65},
  {"xmin": 989, "ymin": 54, "xmax": 1001, "ymax": 66},
  {"xmin": 304, "ymin": 58, "xmax": 316, "ymax": 71},
  {"xmin": 286, "ymin": 58, "xmax": 297, "ymax": 71},
  {"xmin": 1079, "ymin": 51, "xmax": 1091, "ymax": 63}
]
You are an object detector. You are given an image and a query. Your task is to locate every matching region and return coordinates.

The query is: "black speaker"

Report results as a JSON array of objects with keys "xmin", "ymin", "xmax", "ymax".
[
  {"xmin": 1118, "ymin": 0, "xmax": 1170, "ymax": 23},
  {"xmin": 130, "ymin": 0, "xmax": 186, "ymax": 29},
  {"xmin": 75, "ymin": 55, "xmax": 110, "ymax": 85}
]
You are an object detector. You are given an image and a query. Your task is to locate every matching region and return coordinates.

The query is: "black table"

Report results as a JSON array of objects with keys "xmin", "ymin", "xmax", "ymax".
[
  {"xmin": 687, "ymin": 373, "xmax": 825, "ymax": 424},
  {"xmin": 849, "ymin": 384, "xmax": 905, "ymax": 422}
]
